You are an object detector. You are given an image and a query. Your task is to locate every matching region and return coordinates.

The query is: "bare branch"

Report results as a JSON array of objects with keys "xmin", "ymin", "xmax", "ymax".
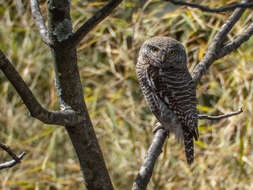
[
  {"xmin": 218, "ymin": 21, "xmax": 253, "ymax": 59},
  {"xmin": 192, "ymin": 1, "xmax": 249, "ymax": 84},
  {"xmin": 0, "ymin": 143, "xmax": 26, "ymax": 170},
  {"xmin": 30, "ymin": 0, "xmax": 52, "ymax": 45},
  {"xmin": 67, "ymin": 0, "xmax": 123, "ymax": 48},
  {"xmin": 0, "ymin": 50, "xmax": 83, "ymax": 126},
  {"xmin": 166, "ymin": 0, "xmax": 253, "ymax": 13},
  {"xmin": 198, "ymin": 108, "xmax": 243, "ymax": 120},
  {"xmin": 132, "ymin": 129, "xmax": 167, "ymax": 190}
]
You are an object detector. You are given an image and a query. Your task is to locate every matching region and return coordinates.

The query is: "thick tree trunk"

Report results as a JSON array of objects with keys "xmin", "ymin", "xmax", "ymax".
[{"xmin": 47, "ymin": 1, "xmax": 114, "ymax": 189}]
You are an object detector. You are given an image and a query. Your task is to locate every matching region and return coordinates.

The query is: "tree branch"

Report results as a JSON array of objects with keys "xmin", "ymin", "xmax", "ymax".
[
  {"xmin": 30, "ymin": 0, "xmax": 52, "ymax": 45},
  {"xmin": 218, "ymin": 21, "xmax": 253, "ymax": 59},
  {"xmin": 132, "ymin": 129, "xmax": 167, "ymax": 190},
  {"xmin": 198, "ymin": 108, "xmax": 243, "ymax": 120},
  {"xmin": 192, "ymin": 0, "xmax": 250, "ymax": 84},
  {"xmin": 0, "ymin": 50, "xmax": 83, "ymax": 126},
  {"xmin": 166, "ymin": 0, "xmax": 253, "ymax": 13},
  {"xmin": 0, "ymin": 143, "xmax": 26, "ymax": 170},
  {"xmin": 66, "ymin": 0, "xmax": 123, "ymax": 48}
]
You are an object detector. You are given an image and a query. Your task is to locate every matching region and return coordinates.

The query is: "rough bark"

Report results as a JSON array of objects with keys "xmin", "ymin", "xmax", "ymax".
[{"xmin": 46, "ymin": 0, "xmax": 114, "ymax": 189}]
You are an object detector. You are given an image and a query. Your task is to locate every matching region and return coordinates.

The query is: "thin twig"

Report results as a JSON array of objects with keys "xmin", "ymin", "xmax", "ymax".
[
  {"xmin": 0, "ymin": 50, "xmax": 83, "ymax": 126},
  {"xmin": 166, "ymin": 0, "xmax": 253, "ymax": 13},
  {"xmin": 30, "ymin": 0, "xmax": 52, "ymax": 45},
  {"xmin": 132, "ymin": 129, "xmax": 167, "ymax": 190},
  {"xmin": 67, "ymin": 0, "xmax": 123, "ymax": 48},
  {"xmin": 0, "ymin": 143, "xmax": 26, "ymax": 170},
  {"xmin": 198, "ymin": 108, "xmax": 243, "ymax": 120}
]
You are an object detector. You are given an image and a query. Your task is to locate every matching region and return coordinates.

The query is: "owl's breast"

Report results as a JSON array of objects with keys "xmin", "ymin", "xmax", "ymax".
[
  {"xmin": 136, "ymin": 65, "xmax": 184, "ymax": 141},
  {"xmin": 136, "ymin": 66, "xmax": 162, "ymax": 121}
]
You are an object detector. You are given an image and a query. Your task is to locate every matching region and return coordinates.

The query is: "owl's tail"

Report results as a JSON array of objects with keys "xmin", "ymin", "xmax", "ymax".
[{"xmin": 183, "ymin": 130, "xmax": 194, "ymax": 165}]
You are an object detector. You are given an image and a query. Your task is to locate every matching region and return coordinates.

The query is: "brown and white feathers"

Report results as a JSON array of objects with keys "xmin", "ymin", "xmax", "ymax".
[{"xmin": 136, "ymin": 36, "xmax": 199, "ymax": 164}]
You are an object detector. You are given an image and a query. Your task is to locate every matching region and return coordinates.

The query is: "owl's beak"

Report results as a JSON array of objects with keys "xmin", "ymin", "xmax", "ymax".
[{"xmin": 161, "ymin": 54, "xmax": 165, "ymax": 63}]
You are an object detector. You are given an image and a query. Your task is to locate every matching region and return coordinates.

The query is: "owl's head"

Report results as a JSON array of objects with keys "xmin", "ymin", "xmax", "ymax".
[{"xmin": 138, "ymin": 36, "xmax": 187, "ymax": 70}]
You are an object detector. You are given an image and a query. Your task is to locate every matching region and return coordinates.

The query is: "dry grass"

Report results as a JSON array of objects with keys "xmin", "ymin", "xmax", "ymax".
[{"xmin": 0, "ymin": 0, "xmax": 253, "ymax": 189}]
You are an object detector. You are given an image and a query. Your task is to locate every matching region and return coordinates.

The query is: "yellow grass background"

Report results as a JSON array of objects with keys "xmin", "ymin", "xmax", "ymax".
[{"xmin": 0, "ymin": 0, "xmax": 252, "ymax": 189}]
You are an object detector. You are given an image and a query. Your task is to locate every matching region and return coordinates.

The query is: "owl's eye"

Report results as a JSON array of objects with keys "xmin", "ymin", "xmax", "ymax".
[
  {"xmin": 168, "ymin": 50, "xmax": 176, "ymax": 56},
  {"xmin": 151, "ymin": 47, "xmax": 159, "ymax": 54}
]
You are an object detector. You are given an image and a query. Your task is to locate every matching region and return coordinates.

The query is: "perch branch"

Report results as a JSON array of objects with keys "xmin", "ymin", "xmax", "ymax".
[
  {"xmin": 166, "ymin": 0, "xmax": 253, "ymax": 13},
  {"xmin": 132, "ymin": 129, "xmax": 167, "ymax": 190},
  {"xmin": 67, "ymin": 0, "xmax": 123, "ymax": 48},
  {"xmin": 192, "ymin": 0, "xmax": 250, "ymax": 84},
  {"xmin": 0, "ymin": 50, "xmax": 83, "ymax": 126},
  {"xmin": 30, "ymin": 0, "xmax": 52, "ymax": 45},
  {"xmin": 198, "ymin": 108, "xmax": 243, "ymax": 120},
  {"xmin": 0, "ymin": 143, "xmax": 26, "ymax": 170}
]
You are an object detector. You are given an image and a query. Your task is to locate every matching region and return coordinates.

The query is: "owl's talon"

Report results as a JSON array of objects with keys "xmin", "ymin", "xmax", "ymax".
[{"xmin": 153, "ymin": 122, "xmax": 169, "ymax": 135}]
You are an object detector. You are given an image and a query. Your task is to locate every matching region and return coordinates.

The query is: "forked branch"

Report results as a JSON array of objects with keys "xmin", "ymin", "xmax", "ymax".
[
  {"xmin": 67, "ymin": 0, "xmax": 123, "ymax": 48},
  {"xmin": 0, "ymin": 143, "xmax": 26, "ymax": 170},
  {"xmin": 0, "ymin": 50, "xmax": 83, "ymax": 126},
  {"xmin": 218, "ymin": 21, "xmax": 253, "ymax": 59},
  {"xmin": 192, "ymin": 0, "xmax": 252, "ymax": 84}
]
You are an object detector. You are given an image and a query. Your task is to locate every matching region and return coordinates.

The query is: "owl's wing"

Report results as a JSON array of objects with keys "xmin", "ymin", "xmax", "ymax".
[
  {"xmin": 146, "ymin": 66, "xmax": 199, "ymax": 140},
  {"xmin": 145, "ymin": 67, "xmax": 157, "ymax": 92},
  {"xmin": 143, "ymin": 67, "xmax": 164, "ymax": 122}
]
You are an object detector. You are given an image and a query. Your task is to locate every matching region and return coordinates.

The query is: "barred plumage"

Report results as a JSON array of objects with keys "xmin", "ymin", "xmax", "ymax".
[{"xmin": 136, "ymin": 36, "xmax": 199, "ymax": 164}]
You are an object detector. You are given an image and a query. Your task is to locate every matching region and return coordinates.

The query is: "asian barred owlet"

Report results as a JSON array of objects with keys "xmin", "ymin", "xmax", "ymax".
[{"xmin": 136, "ymin": 36, "xmax": 199, "ymax": 164}]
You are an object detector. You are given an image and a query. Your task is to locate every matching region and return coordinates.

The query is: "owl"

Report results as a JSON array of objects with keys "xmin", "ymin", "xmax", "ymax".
[{"xmin": 136, "ymin": 36, "xmax": 199, "ymax": 164}]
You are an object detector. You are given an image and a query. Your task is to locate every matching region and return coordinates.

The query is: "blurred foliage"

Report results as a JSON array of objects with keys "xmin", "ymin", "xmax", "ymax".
[{"xmin": 0, "ymin": 0, "xmax": 253, "ymax": 189}]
